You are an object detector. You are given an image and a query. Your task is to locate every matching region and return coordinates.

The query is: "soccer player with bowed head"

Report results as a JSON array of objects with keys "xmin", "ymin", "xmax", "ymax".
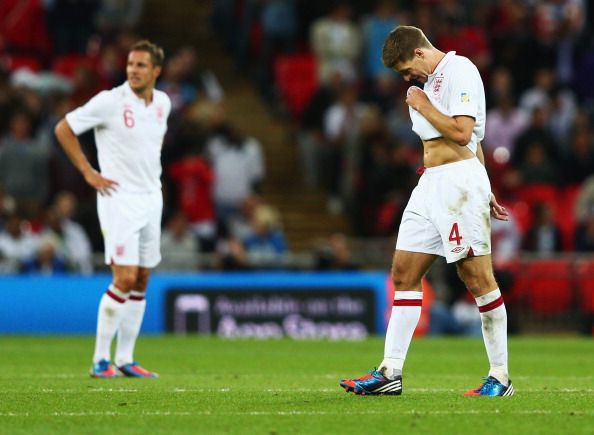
[
  {"xmin": 340, "ymin": 26, "xmax": 513, "ymax": 397},
  {"xmin": 54, "ymin": 40, "xmax": 171, "ymax": 378}
]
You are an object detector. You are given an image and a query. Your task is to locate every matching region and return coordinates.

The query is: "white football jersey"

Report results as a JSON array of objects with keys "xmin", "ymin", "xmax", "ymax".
[
  {"xmin": 409, "ymin": 51, "xmax": 485, "ymax": 154},
  {"xmin": 66, "ymin": 82, "xmax": 171, "ymax": 193}
]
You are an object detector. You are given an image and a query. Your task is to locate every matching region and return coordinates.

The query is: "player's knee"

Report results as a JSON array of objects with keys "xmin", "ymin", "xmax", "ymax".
[
  {"xmin": 391, "ymin": 263, "xmax": 421, "ymax": 290},
  {"xmin": 460, "ymin": 269, "xmax": 496, "ymax": 294}
]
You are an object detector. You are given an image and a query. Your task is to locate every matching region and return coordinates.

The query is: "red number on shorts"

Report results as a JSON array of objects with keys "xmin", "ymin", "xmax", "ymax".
[
  {"xmin": 449, "ymin": 222, "xmax": 463, "ymax": 245},
  {"xmin": 123, "ymin": 109, "xmax": 135, "ymax": 128}
]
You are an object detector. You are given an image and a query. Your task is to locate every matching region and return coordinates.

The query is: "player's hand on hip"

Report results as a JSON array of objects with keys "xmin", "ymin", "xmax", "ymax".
[
  {"xmin": 84, "ymin": 169, "xmax": 119, "ymax": 196},
  {"xmin": 406, "ymin": 86, "xmax": 429, "ymax": 112},
  {"xmin": 490, "ymin": 193, "xmax": 509, "ymax": 221}
]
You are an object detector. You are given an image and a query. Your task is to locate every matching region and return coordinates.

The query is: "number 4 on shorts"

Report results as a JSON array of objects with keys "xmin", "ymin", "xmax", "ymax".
[{"xmin": 449, "ymin": 222, "xmax": 463, "ymax": 245}]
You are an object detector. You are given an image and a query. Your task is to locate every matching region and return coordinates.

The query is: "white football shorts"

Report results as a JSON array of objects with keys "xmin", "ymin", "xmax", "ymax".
[
  {"xmin": 396, "ymin": 157, "xmax": 492, "ymax": 263},
  {"xmin": 97, "ymin": 190, "xmax": 163, "ymax": 268}
]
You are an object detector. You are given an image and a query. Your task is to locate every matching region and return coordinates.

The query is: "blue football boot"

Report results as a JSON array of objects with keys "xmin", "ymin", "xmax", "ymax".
[
  {"xmin": 464, "ymin": 376, "xmax": 514, "ymax": 397},
  {"xmin": 340, "ymin": 369, "xmax": 402, "ymax": 395},
  {"xmin": 118, "ymin": 362, "xmax": 159, "ymax": 378},
  {"xmin": 90, "ymin": 359, "xmax": 119, "ymax": 378}
]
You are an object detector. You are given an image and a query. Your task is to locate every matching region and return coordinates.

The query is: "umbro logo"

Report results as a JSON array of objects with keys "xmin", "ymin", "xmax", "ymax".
[{"xmin": 451, "ymin": 246, "xmax": 465, "ymax": 253}]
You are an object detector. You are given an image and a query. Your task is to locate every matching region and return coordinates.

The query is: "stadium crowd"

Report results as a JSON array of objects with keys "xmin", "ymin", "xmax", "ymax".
[{"xmin": 1, "ymin": 0, "xmax": 594, "ymax": 276}]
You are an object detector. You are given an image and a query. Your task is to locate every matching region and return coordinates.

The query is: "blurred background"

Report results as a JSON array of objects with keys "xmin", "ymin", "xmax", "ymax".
[{"xmin": 1, "ymin": 0, "xmax": 593, "ymax": 336}]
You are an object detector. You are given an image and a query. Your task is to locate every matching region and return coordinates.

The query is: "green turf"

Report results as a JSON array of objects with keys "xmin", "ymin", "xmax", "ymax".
[{"xmin": 0, "ymin": 336, "xmax": 592, "ymax": 434}]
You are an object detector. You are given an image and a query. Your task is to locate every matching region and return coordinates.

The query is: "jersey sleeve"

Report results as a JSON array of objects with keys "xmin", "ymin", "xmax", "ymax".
[
  {"xmin": 448, "ymin": 60, "xmax": 481, "ymax": 119},
  {"xmin": 65, "ymin": 90, "xmax": 113, "ymax": 135}
]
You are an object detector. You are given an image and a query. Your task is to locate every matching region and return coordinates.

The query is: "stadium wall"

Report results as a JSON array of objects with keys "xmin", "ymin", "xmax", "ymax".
[{"xmin": 0, "ymin": 272, "xmax": 389, "ymax": 335}]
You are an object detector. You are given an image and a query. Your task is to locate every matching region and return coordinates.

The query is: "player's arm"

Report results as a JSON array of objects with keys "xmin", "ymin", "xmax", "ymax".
[
  {"xmin": 406, "ymin": 87, "xmax": 474, "ymax": 146},
  {"xmin": 54, "ymin": 119, "xmax": 119, "ymax": 195},
  {"xmin": 476, "ymin": 140, "xmax": 509, "ymax": 221}
]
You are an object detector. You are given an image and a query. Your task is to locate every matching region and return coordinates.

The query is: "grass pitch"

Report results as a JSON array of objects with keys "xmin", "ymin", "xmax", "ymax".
[{"xmin": 0, "ymin": 336, "xmax": 592, "ymax": 434}]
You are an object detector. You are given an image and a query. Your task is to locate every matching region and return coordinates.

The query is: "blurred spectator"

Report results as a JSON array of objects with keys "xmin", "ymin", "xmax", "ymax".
[
  {"xmin": 214, "ymin": 236, "xmax": 251, "ymax": 271},
  {"xmin": 518, "ymin": 140, "xmax": 558, "ymax": 185},
  {"xmin": 159, "ymin": 211, "xmax": 200, "ymax": 271},
  {"xmin": 0, "ymin": 110, "xmax": 50, "ymax": 217},
  {"xmin": 207, "ymin": 121, "xmax": 265, "ymax": 225},
  {"xmin": 0, "ymin": 213, "xmax": 40, "ymax": 273},
  {"xmin": 95, "ymin": 0, "xmax": 144, "ymax": 36},
  {"xmin": 44, "ymin": 191, "xmax": 93, "ymax": 274},
  {"xmin": 574, "ymin": 175, "xmax": 594, "ymax": 251},
  {"xmin": 243, "ymin": 204, "xmax": 288, "ymax": 268},
  {"xmin": 176, "ymin": 46, "xmax": 224, "ymax": 103},
  {"xmin": 20, "ymin": 233, "xmax": 68, "ymax": 275},
  {"xmin": 322, "ymin": 84, "xmax": 368, "ymax": 213},
  {"xmin": 561, "ymin": 126, "xmax": 594, "ymax": 186},
  {"xmin": 258, "ymin": 0, "xmax": 298, "ymax": 101},
  {"xmin": 436, "ymin": 13, "xmax": 491, "ymax": 75},
  {"xmin": 310, "ymin": 2, "xmax": 361, "ymax": 85},
  {"xmin": 0, "ymin": 0, "xmax": 51, "ymax": 58},
  {"xmin": 484, "ymin": 93, "xmax": 528, "ymax": 157},
  {"xmin": 491, "ymin": 211, "xmax": 521, "ymax": 266},
  {"xmin": 158, "ymin": 56, "xmax": 197, "ymax": 113},
  {"xmin": 360, "ymin": 1, "xmax": 400, "ymax": 84},
  {"xmin": 168, "ymin": 154, "xmax": 216, "ymax": 251},
  {"xmin": 45, "ymin": 0, "xmax": 99, "ymax": 54},
  {"xmin": 512, "ymin": 106, "xmax": 558, "ymax": 169},
  {"xmin": 314, "ymin": 233, "xmax": 358, "ymax": 271},
  {"xmin": 297, "ymin": 69, "xmax": 346, "ymax": 187},
  {"xmin": 522, "ymin": 202, "xmax": 562, "ymax": 255}
]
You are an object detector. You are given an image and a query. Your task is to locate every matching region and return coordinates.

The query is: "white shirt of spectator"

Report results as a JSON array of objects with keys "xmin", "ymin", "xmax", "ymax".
[
  {"xmin": 408, "ymin": 51, "xmax": 485, "ymax": 154},
  {"xmin": 65, "ymin": 82, "xmax": 171, "ymax": 193},
  {"xmin": 207, "ymin": 135, "xmax": 264, "ymax": 206}
]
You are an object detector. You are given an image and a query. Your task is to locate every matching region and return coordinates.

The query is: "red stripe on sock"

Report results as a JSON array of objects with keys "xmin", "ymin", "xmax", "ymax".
[
  {"xmin": 394, "ymin": 299, "xmax": 422, "ymax": 307},
  {"xmin": 478, "ymin": 295, "xmax": 504, "ymax": 313},
  {"xmin": 129, "ymin": 295, "xmax": 145, "ymax": 301},
  {"xmin": 106, "ymin": 290, "xmax": 126, "ymax": 303}
]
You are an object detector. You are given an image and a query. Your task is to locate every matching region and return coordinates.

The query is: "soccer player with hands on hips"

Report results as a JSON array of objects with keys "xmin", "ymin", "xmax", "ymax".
[
  {"xmin": 55, "ymin": 40, "xmax": 171, "ymax": 378},
  {"xmin": 340, "ymin": 26, "xmax": 513, "ymax": 397}
]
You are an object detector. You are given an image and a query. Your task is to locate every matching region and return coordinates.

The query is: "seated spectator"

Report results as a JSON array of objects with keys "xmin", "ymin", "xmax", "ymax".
[
  {"xmin": 575, "ymin": 215, "xmax": 594, "ymax": 252},
  {"xmin": 0, "ymin": 110, "xmax": 50, "ymax": 218},
  {"xmin": 243, "ymin": 204, "xmax": 288, "ymax": 268},
  {"xmin": 314, "ymin": 233, "xmax": 359, "ymax": 271},
  {"xmin": 310, "ymin": 1, "xmax": 361, "ymax": 85},
  {"xmin": 518, "ymin": 140, "xmax": 558, "ymax": 185},
  {"xmin": 168, "ymin": 154, "xmax": 216, "ymax": 251},
  {"xmin": 207, "ymin": 120, "xmax": 265, "ymax": 226},
  {"xmin": 561, "ymin": 126, "xmax": 594, "ymax": 186},
  {"xmin": 0, "ymin": 213, "xmax": 40, "ymax": 273},
  {"xmin": 21, "ymin": 234, "xmax": 68, "ymax": 275},
  {"xmin": 214, "ymin": 236, "xmax": 251, "ymax": 271},
  {"xmin": 522, "ymin": 202, "xmax": 562, "ymax": 255},
  {"xmin": 44, "ymin": 191, "xmax": 93, "ymax": 274},
  {"xmin": 159, "ymin": 211, "xmax": 200, "ymax": 271}
]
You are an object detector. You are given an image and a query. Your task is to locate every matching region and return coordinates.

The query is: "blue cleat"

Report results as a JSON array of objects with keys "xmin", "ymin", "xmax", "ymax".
[
  {"xmin": 340, "ymin": 369, "xmax": 402, "ymax": 396},
  {"xmin": 464, "ymin": 376, "xmax": 514, "ymax": 397},
  {"xmin": 90, "ymin": 359, "xmax": 119, "ymax": 378},
  {"xmin": 118, "ymin": 362, "xmax": 159, "ymax": 378}
]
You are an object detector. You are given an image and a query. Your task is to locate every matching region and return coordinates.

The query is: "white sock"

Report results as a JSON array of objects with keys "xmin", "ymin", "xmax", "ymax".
[
  {"xmin": 380, "ymin": 291, "xmax": 423, "ymax": 379},
  {"xmin": 92, "ymin": 285, "xmax": 129, "ymax": 363},
  {"xmin": 115, "ymin": 290, "xmax": 146, "ymax": 367},
  {"xmin": 476, "ymin": 288, "xmax": 509, "ymax": 386}
]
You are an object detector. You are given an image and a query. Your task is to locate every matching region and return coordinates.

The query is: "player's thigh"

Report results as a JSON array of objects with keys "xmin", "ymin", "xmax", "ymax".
[
  {"xmin": 455, "ymin": 254, "xmax": 498, "ymax": 297},
  {"xmin": 391, "ymin": 250, "xmax": 437, "ymax": 291},
  {"xmin": 138, "ymin": 192, "xmax": 163, "ymax": 269},
  {"xmin": 111, "ymin": 264, "xmax": 140, "ymax": 292}
]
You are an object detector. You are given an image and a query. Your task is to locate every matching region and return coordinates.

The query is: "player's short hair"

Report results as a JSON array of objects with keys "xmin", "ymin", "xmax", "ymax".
[
  {"xmin": 130, "ymin": 40, "xmax": 165, "ymax": 67},
  {"xmin": 382, "ymin": 26, "xmax": 433, "ymax": 69}
]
